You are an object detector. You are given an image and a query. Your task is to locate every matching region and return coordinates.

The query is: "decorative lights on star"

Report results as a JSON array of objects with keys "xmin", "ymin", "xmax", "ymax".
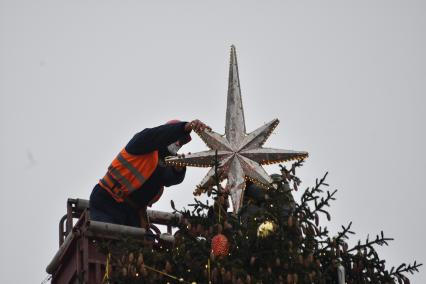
[{"xmin": 165, "ymin": 46, "xmax": 308, "ymax": 213}]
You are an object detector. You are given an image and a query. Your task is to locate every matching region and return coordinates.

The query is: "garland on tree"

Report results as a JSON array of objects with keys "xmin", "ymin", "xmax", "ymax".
[{"xmin": 99, "ymin": 159, "xmax": 421, "ymax": 284}]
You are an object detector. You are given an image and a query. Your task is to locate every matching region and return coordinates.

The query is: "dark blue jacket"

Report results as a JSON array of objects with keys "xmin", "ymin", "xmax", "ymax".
[
  {"xmin": 125, "ymin": 121, "xmax": 188, "ymax": 206},
  {"xmin": 90, "ymin": 122, "xmax": 189, "ymax": 226}
]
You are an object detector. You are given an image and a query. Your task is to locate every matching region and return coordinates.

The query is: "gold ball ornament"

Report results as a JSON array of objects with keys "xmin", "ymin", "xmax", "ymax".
[{"xmin": 257, "ymin": 220, "xmax": 277, "ymax": 238}]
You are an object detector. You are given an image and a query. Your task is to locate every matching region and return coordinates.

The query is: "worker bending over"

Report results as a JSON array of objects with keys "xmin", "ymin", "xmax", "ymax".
[{"xmin": 89, "ymin": 119, "xmax": 209, "ymax": 228}]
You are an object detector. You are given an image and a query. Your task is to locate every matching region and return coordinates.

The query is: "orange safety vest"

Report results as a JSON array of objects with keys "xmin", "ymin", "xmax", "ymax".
[{"xmin": 99, "ymin": 148, "xmax": 159, "ymax": 202}]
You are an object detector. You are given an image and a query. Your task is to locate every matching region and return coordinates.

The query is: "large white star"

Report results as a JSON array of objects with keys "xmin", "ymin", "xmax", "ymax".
[{"xmin": 166, "ymin": 46, "xmax": 308, "ymax": 213}]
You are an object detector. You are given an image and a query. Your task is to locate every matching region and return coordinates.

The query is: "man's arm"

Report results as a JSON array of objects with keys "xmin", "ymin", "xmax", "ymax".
[
  {"xmin": 126, "ymin": 122, "xmax": 188, "ymax": 155},
  {"xmin": 161, "ymin": 166, "xmax": 186, "ymax": 187},
  {"xmin": 125, "ymin": 120, "xmax": 209, "ymax": 155}
]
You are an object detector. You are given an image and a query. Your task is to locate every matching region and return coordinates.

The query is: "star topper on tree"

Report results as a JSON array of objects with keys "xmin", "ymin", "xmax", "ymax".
[{"xmin": 166, "ymin": 45, "xmax": 308, "ymax": 213}]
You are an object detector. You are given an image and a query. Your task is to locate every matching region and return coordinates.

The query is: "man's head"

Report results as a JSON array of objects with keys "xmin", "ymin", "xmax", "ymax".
[{"xmin": 165, "ymin": 120, "xmax": 192, "ymax": 156}]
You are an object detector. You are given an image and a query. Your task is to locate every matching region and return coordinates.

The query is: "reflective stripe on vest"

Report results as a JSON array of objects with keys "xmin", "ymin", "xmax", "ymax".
[
  {"xmin": 116, "ymin": 153, "xmax": 146, "ymax": 186},
  {"xmin": 99, "ymin": 172, "xmax": 127, "ymax": 200},
  {"xmin": 99, "ymin": 149, "xmax": 159, "ymax": 202}
]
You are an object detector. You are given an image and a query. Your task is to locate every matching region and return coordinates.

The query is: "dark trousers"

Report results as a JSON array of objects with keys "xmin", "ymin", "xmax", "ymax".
[{"xmin": 89, "ymin": 184, "xmax": 140, "ymax": 227}]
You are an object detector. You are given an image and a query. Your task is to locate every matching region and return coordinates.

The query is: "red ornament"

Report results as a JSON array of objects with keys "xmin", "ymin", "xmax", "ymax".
[{"xmin": 211, "ymin": 234, "xmax": 229, "ymax": 257}]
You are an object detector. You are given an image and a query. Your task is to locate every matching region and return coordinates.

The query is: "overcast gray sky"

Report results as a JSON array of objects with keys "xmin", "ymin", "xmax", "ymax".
[{"xmin": 1, "ymin": 0, "xmax": 425, "ymax": 283}]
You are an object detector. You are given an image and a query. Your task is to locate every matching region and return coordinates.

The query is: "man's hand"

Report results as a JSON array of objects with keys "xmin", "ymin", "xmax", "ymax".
[{"xmin": 185, "ymin": 119, "xmax": 211, "ymax": 133}]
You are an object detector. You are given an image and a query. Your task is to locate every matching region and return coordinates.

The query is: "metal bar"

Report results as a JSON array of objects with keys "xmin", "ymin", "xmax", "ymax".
[
  {"xmin": 67, "ymin": 198, "xmax": 181, "ymax": 225},
  {"xmin": 82, "ymin": 236, "xmax": 89, "ymax": 283},
  {"xmin": 59, "ymin": 214, "xmax": 67, "ymax": 246},
  {"xmin": 67, "ymin": 198, "xmax": 182, "ymax": 226},
  {"xmin": 86, "ymin": 221, "xmax": 147, "ymax": 238},
  {"xmin": 95, "ymin": 263, "xmax": 102, "ymax": 284},
  {"xmin": 147, "ymin": 209, "xmax": 182, "ymax": 225},
  {"xmin": 76, "ymin": 237, "xmax": 83, "ymax": 284},
  {"xmin": 66, "ymin": 199, "xmax": 74, "ymax": 237},
  {"xmin": 85, "ymin": 220, "xmax": 175, "ymax": 243},
  {"xmin": 46, "ymin": 230, "xmax": 76, "ymax": 274},
  {"xmin": 74, "ymin": 198, "xmax": 89, "ymax": 213}
]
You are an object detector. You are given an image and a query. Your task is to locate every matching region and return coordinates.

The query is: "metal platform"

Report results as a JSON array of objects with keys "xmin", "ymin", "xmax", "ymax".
[{"xmin": 46, "ymin": 198, "xmax": 180, "ymax": 284}]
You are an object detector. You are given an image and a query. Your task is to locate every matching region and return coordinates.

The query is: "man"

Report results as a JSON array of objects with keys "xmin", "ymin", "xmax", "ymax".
[{"xmin": 89, "ymin": 119, "xmax": 209, "ymax": 228}]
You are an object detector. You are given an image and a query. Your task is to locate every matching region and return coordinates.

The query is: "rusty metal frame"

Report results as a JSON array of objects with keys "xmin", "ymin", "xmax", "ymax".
[{"xmin": 47, "ymin": 198, "xmax": 181, "ymax": 284}]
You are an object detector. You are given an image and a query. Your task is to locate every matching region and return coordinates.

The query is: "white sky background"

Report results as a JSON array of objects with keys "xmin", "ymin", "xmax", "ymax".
[{"xmin": 1, "ymin": 0, "xmax": 425, "ymax": 283}]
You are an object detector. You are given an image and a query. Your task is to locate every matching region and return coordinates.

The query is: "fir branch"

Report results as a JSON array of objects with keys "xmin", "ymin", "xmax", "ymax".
[
  {"xmin": 294, "ymin": 172, "xmax": 337, "ymax": 224},
  {"xmin": 390, "ymin": 261, "xmax": 423, "ymax": 276},
  {"xmin": 347, "ymin": 232, "xmax": 394, "ymax": 253}
]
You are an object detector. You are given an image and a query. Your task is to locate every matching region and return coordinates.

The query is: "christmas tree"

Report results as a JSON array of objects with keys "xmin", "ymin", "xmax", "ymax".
[
  {"xmin": 99, "ymin": 46, "xmax": 421, "ymax": 283},
  {"xmin": 99, "ymin": 159, "xmax": 421, "ymax": 284}
]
